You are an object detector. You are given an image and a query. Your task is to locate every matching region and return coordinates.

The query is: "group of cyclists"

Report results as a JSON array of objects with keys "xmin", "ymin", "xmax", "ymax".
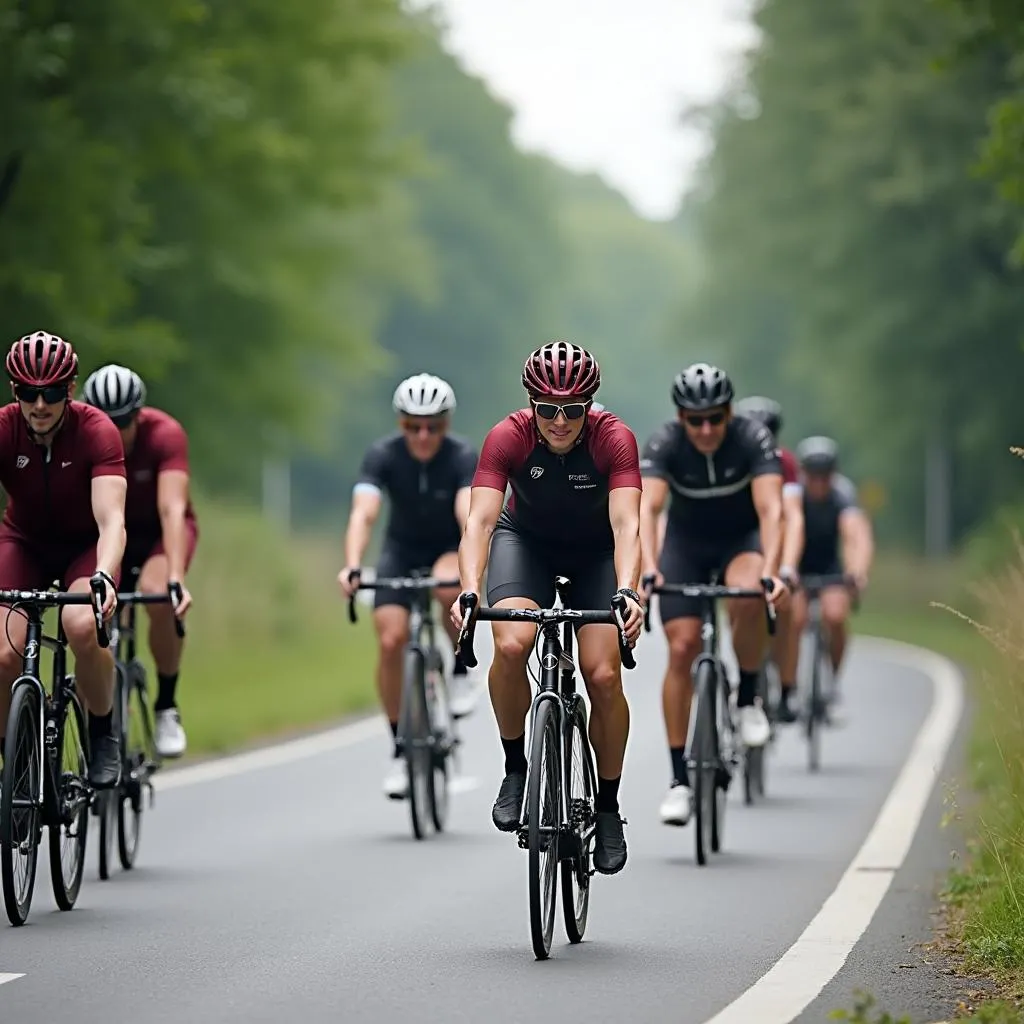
[
  {"xmin": 0, "ymin": 330, "xmax": 873, "ymax": 892},
  {"xmin": 0, "ymin": 331, "xmax": 195, "ymax": 800},
  {"xmin": 340, "ymin": 340, "xmax": 874, "ymax": 877}
]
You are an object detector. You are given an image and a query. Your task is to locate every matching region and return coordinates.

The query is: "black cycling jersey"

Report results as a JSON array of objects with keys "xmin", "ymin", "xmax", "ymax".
[
  {"xmin": 800, "ymin": 474, "xmax": 858, "ymax": 574},
  {"xmin": 355, "ymin": 433, "xmax": 477, "ymax": 550},
  {"xmin": 640, "ymin": 414, "xmax": 781, "ymax": 541}
]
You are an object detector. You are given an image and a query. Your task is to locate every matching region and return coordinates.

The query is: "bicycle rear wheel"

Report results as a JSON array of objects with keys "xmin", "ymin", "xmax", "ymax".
[
  {"xmin": 691, "ymin": 662, "xmax": 717, "ymax": 866},
  {"xmin": 527, "ymin": 699, "xmax": 561, "ymax": 959},
  {"xmin": 1, "ymin": 684, "xmax": 42, "ymax": 926},
  {"xmin": 400, "ymin": 648, "xmax": 431, "ymax": 840},
  {"xmin": 119, "ymin": 664, "xmax": 155, "ymax": 870},
  {"xmin": 424, "ymin": 649, "xmax": 451, "ymax": 833},
  {"xmin": 97, "ymin": 791, "xmax": 116, "ymax": 880},
  {"xmin": 744, "ymin": 666, "xmax": 769, "ymax": 804},
  {"xmin": 561, "ymin": 699, "xmax": 596, "ymax": 944},
  {"xmin": 49, "ymin": 687, "xmax": 89, "ymax": 911},
  {"xmin": 807, "ymin": 627, "xmax": 825, "ymax": 772}
]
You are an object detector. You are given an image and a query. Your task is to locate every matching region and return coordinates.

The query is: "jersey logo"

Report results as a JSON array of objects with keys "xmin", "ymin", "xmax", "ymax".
[
  {"xmin": 16, "ymin": 455, "xmax": 27, "ymax": 469},
  {"xmin": 530, "ymin": 466, "xmax": 544, "ymax": 479},
  {"xmin": 61, "ymin": 460, "xmax": 72, "ymax": 468}
]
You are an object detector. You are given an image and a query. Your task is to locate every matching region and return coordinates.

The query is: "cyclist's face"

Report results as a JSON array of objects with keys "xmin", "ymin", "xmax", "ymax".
[
  {"xmin": 532, "ymin": 399, "xmax": 589, "ymax": 453},
  {"xmin": 400, "ymin": 414, "xmax": 447, "ymax": 461},
  {"xmin": 13, "ymin": 380, "xmax": 72, "ymax": 435},
  {"xmin": 679, "ymin": 405, "xmax": 730, "ymax": 454},
  {"xmin": 804, "ymin": 471, "xmax": 832, "ymax": 500},
  {"xmin": 113, "ymin": 413, "xmax": 138, "ymax": 453}
]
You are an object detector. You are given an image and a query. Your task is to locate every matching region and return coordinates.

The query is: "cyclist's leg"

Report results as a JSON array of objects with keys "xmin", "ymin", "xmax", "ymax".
[
  {"xmin": 62, "ymin": 549, "xmax": 122, "ymax": 787},
  {"xmin": 657, "ymin": 527, "xmax": 709, "ymax": 826},
  {"xmin": 484, "ymin": 526, "xmax": 553, "ymax": 832},
  {"xmin": 136, "ymin": 523, "xmax": 198, "ymax": 758},
  {"xmin": 431, "ymin": 549, "xmax": 481, "ymax": 717},
  {"xmin": 573, "ymin": 554, "xmax": 630, "ymax": 873},
  {"xmin": 772, "ymin": 596, "xmax": 800, "ymax": 722},
  {"xmin": 0, "ymin": 535, "xmax": 43, "ymax": 762},
  {"xmin": 371, "ymin": 543, "xmax": 413, "ymax": 798},
  {"xmin": 820, "ymin": 582, "xmax": 852, "ymax": 677},
  {"xmin": 722, "ymin": 532, "xmax": 771, "ymax": 748}
]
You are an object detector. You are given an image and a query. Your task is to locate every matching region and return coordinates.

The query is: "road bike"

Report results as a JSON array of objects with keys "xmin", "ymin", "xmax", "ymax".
[
  {"xmin": 349, "ymin": 571, "xmax": 459, "ymax": 840},
  {"xmin": 643, "ymin": 576, "xmax": 775, "ymax": 866},
  {"xmin": 0, "ymin": 578, "xmax": 108, "ymax": 925},
  {"xmin": 96, "ymin": 570, "xmax": 184, "ymax": 879},
  {"xmin": 795, "ymin": 573, "xmax": 857, "ymax": 772},
  {"xmin": 457, "ymin": 580, "xmax": 635, "ymax": 960}
]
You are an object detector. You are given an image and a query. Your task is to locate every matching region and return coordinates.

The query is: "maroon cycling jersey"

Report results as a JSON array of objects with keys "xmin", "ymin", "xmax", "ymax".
[
  {"xmin": 0, "ymin": 400, "xmax": 125, "ymax": 547},
  {"xmin": 125, "ymin": 406, "xmax": 196, "ymax": 541},
  {"xmin": 780, "ymin": 447, "xmax": 800, "ymax": 488},
  {"xmin": 473, "ymin": 408, "xmax": 642, "ymax": 550}
]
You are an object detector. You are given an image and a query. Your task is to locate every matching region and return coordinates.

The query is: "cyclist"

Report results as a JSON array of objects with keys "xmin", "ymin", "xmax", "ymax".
[
  {"xmin": 639, "ymin": 363, "xmax": 788, "ymax": 828},
  {"xmin": 82, "ymin": 364, "xmax": 195, "ymax": 758},
  {"xmin": 0, "ymin": 332, "xmax": 126, "ymax": 788},
  {"xmin": 734, "ymin": 395, "xmax": 805, "ymax": 724},
  {"xmin": 450, "ymin": 341, "xmax": 643, "ymax": 876},
  {"xmin": 792, "ymin": 436, "xmax": 874, "ymax": 706},
  {"xmin": 339, "ymin": 373, "xmax": 480, "ymax": 801}
]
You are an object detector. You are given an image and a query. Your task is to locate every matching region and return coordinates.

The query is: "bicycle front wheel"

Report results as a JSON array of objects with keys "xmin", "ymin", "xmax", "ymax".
[
  {"xmin": 424, "ymin": 649, "xmax": 451, "ymax": 834},
  {"xmin": 400, "ymin": 648, "xmax": 431, "ymax": 840},
  {"xmin": 561, "ymin": 699, "xmax": 596, "ymax": 944},
  {"xmin": 49, "ymin": 687, "xmax": 89, "ymax": 911},
  {"xmin": 119, "ymin": 665, "xmax": 156, "ymax": 870},
  {"xmin": 691, "ymin": 661, "xmax": 717, "ymax": 866},
  {"xmin": 527, "ymin": 699, "xmax": 561, "ymax": 960},
  {"xmin": 1, "ymin": 684, "xmax": 42, "ymax": 926}
]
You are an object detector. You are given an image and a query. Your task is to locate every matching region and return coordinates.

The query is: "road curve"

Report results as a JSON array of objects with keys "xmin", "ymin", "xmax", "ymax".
[{"xmin": 0, "ymin": 630, "xmax": 954, "ymax": 1024}]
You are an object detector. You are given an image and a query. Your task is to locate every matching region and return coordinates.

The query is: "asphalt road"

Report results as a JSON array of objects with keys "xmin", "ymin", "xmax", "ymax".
[{"xmin": 0, "ymin": 627, "xmax": 958, "ymax": 1024}]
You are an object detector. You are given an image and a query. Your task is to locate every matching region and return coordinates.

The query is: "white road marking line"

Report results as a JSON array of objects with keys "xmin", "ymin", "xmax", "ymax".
[
  {"xmin": 699, "ymin": 637, "xmax": 964, "ymax": 1024},
  {"xmin": 0, "ymin": 974, "xmax": 25, "ymax": 986}
]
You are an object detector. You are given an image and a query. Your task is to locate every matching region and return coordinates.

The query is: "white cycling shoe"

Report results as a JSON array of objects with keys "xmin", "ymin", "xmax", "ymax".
[
  {"xmin": 383, "ymin": 758, "xmax": 409, "ymax": 800},
  {"xmin": 449, "ymin": 668, "xmax": 483, "ymax": 719},
  {"xmin": 659, "ymin": 783, "xmax": 693, "ymax": 826},
  {"xmin": 738, "ymin": 702, "xmax": 771, "ymax": 748},
  {"xmin": 154, "ymin": 709, "xmax": 187, "ymax": 758}
]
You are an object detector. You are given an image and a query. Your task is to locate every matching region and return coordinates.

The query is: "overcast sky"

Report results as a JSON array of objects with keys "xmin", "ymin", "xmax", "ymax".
[{"xmin": 412, "ymin": 0, "xmax": 757, "ymax": 222}]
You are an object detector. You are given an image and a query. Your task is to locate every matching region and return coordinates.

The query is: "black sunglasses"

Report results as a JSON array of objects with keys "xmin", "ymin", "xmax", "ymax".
[
  {"xmin": 14, "ymin": 384, "xmax": 68, "ymax": 405},
  {"xmin": 401, "ymin": 419, "xmax": 445, "ymax": 436},
  {"xmin": 532, "ymin": 400, "xmax": 589, "ymax": 421},
  {"xmin": 683, "ymin": 411, "xmax": 726, "ymax": 428}
]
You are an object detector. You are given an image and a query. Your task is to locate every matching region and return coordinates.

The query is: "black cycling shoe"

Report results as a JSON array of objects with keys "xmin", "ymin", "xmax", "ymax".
[
  {"xmin": 775, "ymin": 698, "xmax": 798, "ymax": 724},
  {"xmin": 593, "ymin": 812, "xmax": 628, "ymax": 875},
  {"xmin": 88, "ymin": 730, "xmax": 122, "ymax": 790},
  {"xmin": 491, "ymin": 772, "xmax": 526, "ymax": 832}
]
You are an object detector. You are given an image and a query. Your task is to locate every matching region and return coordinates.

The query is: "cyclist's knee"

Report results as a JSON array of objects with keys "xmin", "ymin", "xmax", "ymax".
[
  {"xmin": 583, "ymin": 660, "xmax": 622, "ymax": 707},
  {"xmin": 821, "ymin": 592, "xmax": 849, "ymax": 628},
  {"xmin": 63, "ymin": 606, "xmax": 100, "ymax": 650},
  {"xmin": 665, "ymin": 622, "xmax": 700, "ymax": 672},
  {"xmin": 492, "ymin": 624, "xmax": 533, "ymax": 668},
  {"xmin": 0, "ymin": 637, "xmax": 22, "ymax": 680}
]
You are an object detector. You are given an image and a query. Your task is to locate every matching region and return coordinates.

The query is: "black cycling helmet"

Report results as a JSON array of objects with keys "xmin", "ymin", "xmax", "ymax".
[
  {"xmin": 735, "ymin": 395, "xmax": 782, "ymax": 437},
  {"xmin": 671, "ymin": 362, "xmax": 735, "ymax": 411},
  {"xmin": 796, "ymin": 435, "xmax": 839, "ymax": 473}
]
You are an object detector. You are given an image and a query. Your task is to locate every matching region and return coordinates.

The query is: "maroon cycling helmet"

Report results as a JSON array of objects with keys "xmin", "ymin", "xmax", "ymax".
[
  {"xmin": 522, "ymin": 341, "xmax": 601, "ymax": 399},
  {"xmin": 7, "ymin": 331, "xmax": 78, "ymax": 387}
]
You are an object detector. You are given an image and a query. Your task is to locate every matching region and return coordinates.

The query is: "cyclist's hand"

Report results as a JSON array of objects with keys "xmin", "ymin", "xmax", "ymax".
[
  {"xmin": 641, "ymin": 570, "xmax": 663, "ymax": 600},
  {"xmin": 168, "ymin": 579, "xmax": 192, "ymax": 618},
  {"xmin": 765, "ymin": 575, "xmax": 790, "ymax": 609},
  {"xmin": 779, "ymin": 566, "xmax": 799, "ymax": 590},
  {"xmin": 450, "ymin": 591, "xmax": 476, "ymax": 632},
  {"xmin": 615, "ymin": 589, "xmax": 644, "ymax": 645},
  {"xmin": 91, "ymin": 570, "xmax": 118, "ymax": 620},
  {"xmin": 851, "ymin": 571, "xmax": 869, "ymax": 594},
  {"xmin": 338, "ymin": 566, "xmax": 361, "ymax": 598}
]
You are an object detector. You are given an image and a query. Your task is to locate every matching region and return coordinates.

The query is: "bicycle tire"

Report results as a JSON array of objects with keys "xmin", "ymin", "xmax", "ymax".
[
  {"xmin": 691, "ymin": 661, "xmax": 717, "ymax": 866},
  {"xmin": 119, "ymin": 665, "xmax": 153, "ymax": 870},
  {"xmin": 400, "ymin": 648, "xmax": 431, "ymax": 840},
  {"xmin": 561, "ymin": 698, "xmax": 596, "ymax": 944},
  {"xmin": 97, "ymin": 791, "xmax": 116, "ymax": 880},
  {"xmin": 425, "ymin": 648, "xmax": 450, "ymax": 833},
  {"xmin": 527, "ymin": 699, "xmax": 560, "ymax": 959},
  {"xmin": 711, "ymin": 667, "xmax": 731, "ymax": 853},
  {"xmin": 807, "ymin": 627, "xmax": 824, "ymax": 773},
  {"xmin": 1, "ymin": 684, "xmax": 42, "ymax": 926},
  {"xmin": 744, "ymin": 667, "xmax": 769, "ymax": 804},
  {"xmin": 49, "ymin": 687, "xmax": 89, "ymax": 911}
]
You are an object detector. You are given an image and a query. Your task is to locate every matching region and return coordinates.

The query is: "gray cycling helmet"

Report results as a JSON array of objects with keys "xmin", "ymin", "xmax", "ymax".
[
  {"xmin": 82, "ymin": 363, "xmax": 146, "ymax": 420},
  {"xmin": 671, "ymin": 362, "xmax": 735, "ymax": 411},
  {"xmin": 796, "ymin": 435, "xmax": 839, "ymax": 473},
  {"xmin": 735, "ymin": 395, "xmax": 782, "ymax": 436},
  {"xmin": 392, "ymin": 372, "xmax": 456, "ymax": 417}
]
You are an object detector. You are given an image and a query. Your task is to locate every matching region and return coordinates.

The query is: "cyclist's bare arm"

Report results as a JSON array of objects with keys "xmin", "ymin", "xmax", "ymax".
[
  {"xmin": 454, "ymin": 485, "xmax": 472, "ymax": 533},
  {"xmin": 780, "ymin": 486, "xmax": 805, "ymax": 574},
  {"xmin": 457, "ymin": 486, "xmax": 504, "ymax": 598},
  {"xmin": 343, "ymin": 488, "xmax": 382, "ymax": 569},
  {"xmin": 157, "ymin": 469, "xmax": 190, "ymax": 583},
  {"xmin": 609, "ymin": 487, "xmax": 642, "ymax": 593},
  {"xmin": 839, "ymin": 507, "xmax": 874, "ymax": 583},
  {"xmin": 92, "ymin": 474, "xmax": 127, "ymax": 582},
  {"xmin": 751, "ymin": 474, "xmax": 784, "ymax": 577},
  {"xmin": 639, "ymin": 477, "xmax": 669, "ymax": 578}
]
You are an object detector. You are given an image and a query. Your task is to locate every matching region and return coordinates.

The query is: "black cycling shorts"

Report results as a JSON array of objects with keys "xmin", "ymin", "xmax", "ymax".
[
  {"xmin": 485, "ymin": 526, "xmax": 617, "ymax": 614},
  {"xmin": 373, "ymin": 540, "xmax": 458, "ymax": 611},
  {"xmin": 799, "ymin": 554, "xmax": 843, "ymax": 578},
  {"xmin": 658, "ymin": 525, "xmax": 762, "ymax": 623}
]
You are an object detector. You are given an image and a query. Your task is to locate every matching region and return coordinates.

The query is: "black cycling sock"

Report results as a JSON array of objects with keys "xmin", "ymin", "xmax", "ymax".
[
  {"xmin": 780, "ymin": 685, "xmax": 794, "ymax": 706},
  {"xmin": 670, "ymin": 746, "xmax": 689, "ymax": 788},
  {"xmin": 388, "ymin": 720, "xmax": 399, "ymax": 757},
  {"xmin": 155, "ymin": 672, "xmax": 179, "ymax": 713},
  {"xmin": 596, "ymin": 775, "xmax": 621, "ymax": 814},
  {"xmin": 737, "ymin": 670, "xmax": 759, "ymax": 708},
  {"xmin": 452, "ymin": 649, "xmax": 467, "ymax": 676},
  {"xmin": 501, "ymin": 734, "xmax": 528, "ymax": 775}
]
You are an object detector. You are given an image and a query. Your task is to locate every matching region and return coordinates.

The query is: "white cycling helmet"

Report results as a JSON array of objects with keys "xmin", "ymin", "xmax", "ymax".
[
  {"xmin": 82, "ymin": 363, "xmax": 147, "ymax": 420},
  {"xmin": 392, "ymin": 373, "xmax": 456, "ymax": 417}
]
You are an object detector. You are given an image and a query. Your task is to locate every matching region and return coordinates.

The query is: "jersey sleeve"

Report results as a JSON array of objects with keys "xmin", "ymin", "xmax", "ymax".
[
  {"xmin": 153, "ymin": 417, "xmax": 190, "ymax": 474},
  {"xmin": 473, "ymin": 417, "xmax": 527, "ymax": 492},
  {"xmin": 639, "ymin": 423, "xmax": 673, "ymax": 480},
  {"xmin": 748, "ymin": 423, "xmax": 782, "ymax": 478},
  {"xmin": 834, "ymin": 474, "xmax": 859, "ymax": 511},
  {"xmin": 454, "ymin": 440, "xmax": 478, "ymax": 489},
  {"xmin": 355, "ymin": 439, "xmax": 390, "ymax": 492},
  {"xmin": 89, "ymin": 415, "xmax": 127, "ymax": 479},
  {"xmin": 596, "ymin": 419, "xmax": 642, "ymax": 490}
]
